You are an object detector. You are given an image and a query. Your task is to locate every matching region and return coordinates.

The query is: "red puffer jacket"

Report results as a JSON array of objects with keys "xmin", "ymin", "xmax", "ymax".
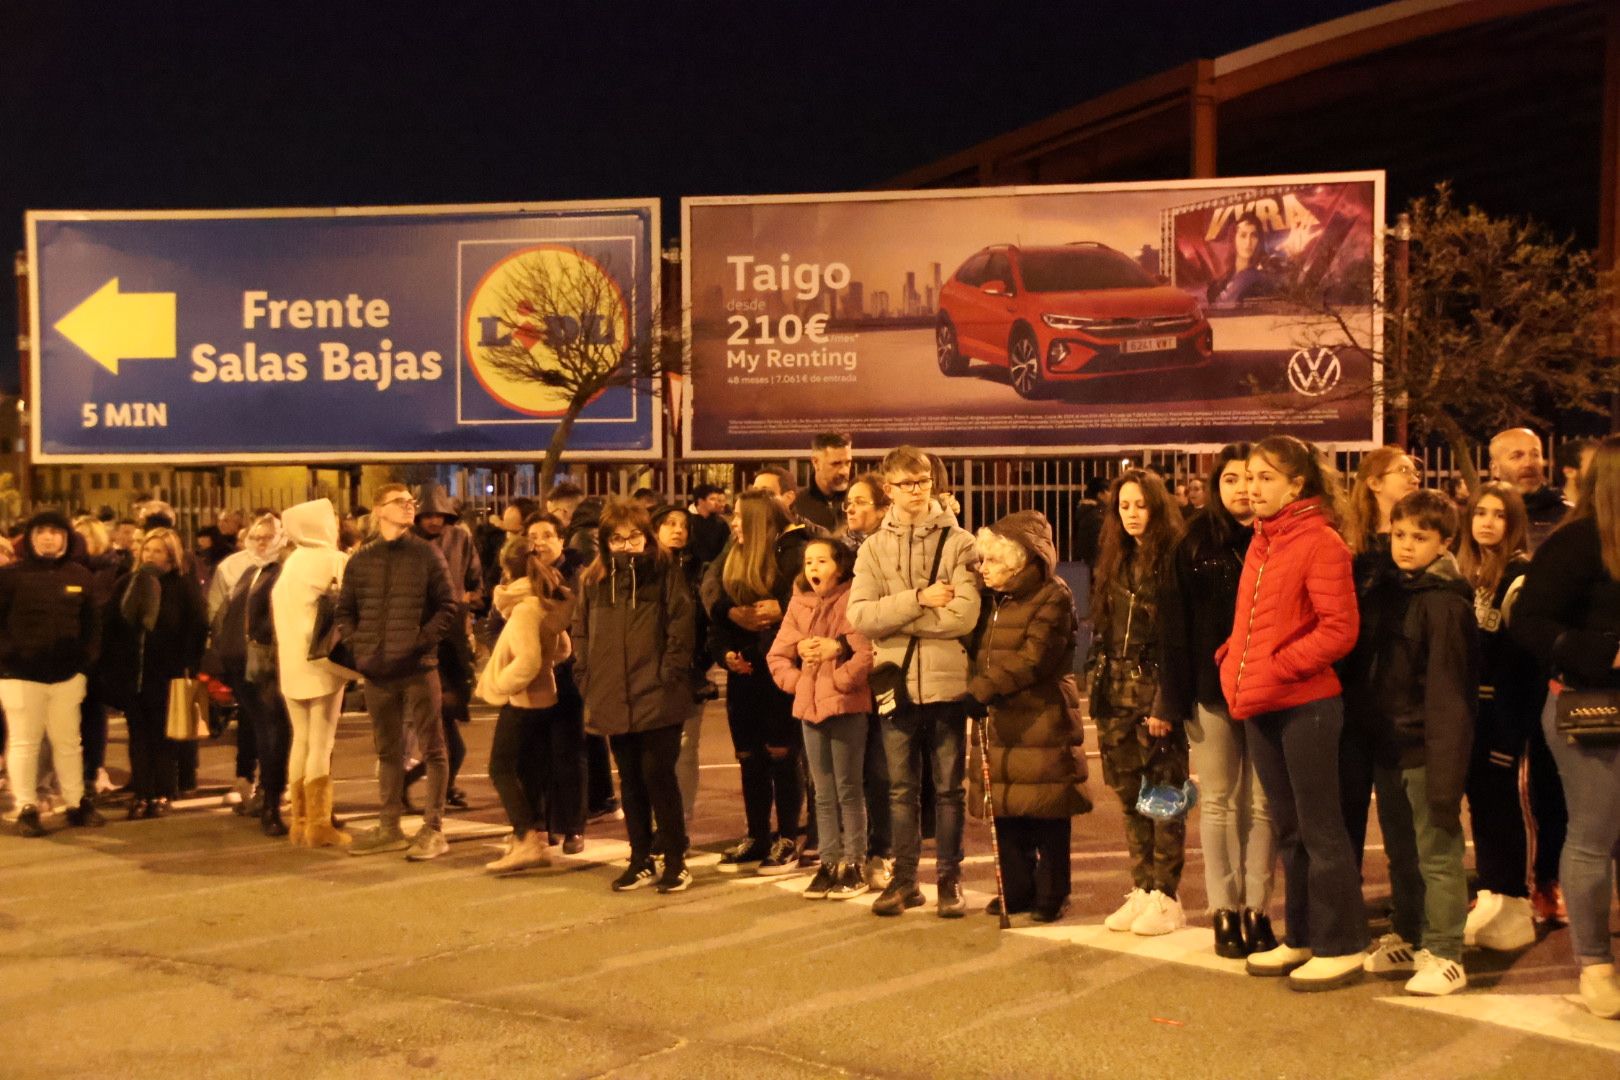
[{"xmin": 1216, "ymin": 497, "xmax": 1358, "ymax": 720}]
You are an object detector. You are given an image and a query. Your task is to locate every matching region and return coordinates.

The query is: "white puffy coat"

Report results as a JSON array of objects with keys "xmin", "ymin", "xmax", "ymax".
[{"xmin": 272, "ymin": 499, "xmax": 351, "ymax": 700}]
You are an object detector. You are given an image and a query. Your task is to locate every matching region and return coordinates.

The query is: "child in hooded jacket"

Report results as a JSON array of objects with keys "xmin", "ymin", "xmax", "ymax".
[
  {"xmin": 963, "ymin": 511, "xmax": 1091, "ymax": 923},
  {"xmin": 768, "ymin": 538, "xmax": 874, "ymax": 900},
  {"xmin": 1357, "ymin": 490, "xmax": 1479, "ymax": 996}
]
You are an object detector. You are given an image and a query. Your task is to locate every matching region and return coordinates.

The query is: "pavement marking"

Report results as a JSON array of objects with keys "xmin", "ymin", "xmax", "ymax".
[
  {"xmin": 1384, "ymin": 993, "xmax": 1620, "ymax": 1055},
  {"xmin": 1011, "ymin": 922, "xmax": 1249, "ymax": 976}
]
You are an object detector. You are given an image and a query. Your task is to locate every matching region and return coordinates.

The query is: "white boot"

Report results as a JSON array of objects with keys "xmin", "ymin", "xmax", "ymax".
[
  {"xmin": 1289, "ymin": 952, "xmax": 1365, "ymax": 992},
  {"xmin": 1578, "ymin": 963, "xmax": 1620, "ymax": 1020},
  {"xmin": 1470, "ymin": 893, "xmax": 1537, "ymax": 951}
]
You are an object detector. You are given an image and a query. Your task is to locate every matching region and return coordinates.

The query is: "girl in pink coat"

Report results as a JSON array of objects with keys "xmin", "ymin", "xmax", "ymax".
[{"xmin": 768, "ymin": 539, "xmax": 875, "ymax": 901}]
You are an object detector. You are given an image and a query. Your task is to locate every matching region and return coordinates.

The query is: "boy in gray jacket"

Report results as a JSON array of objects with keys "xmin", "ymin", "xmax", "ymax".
[{"xmin": 848, "ymin": 447, "xmax": 981, "ymax": 917}]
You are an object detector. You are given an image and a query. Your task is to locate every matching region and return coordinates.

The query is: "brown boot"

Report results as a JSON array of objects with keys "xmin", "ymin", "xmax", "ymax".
[
  {"xmin": 485, "ymin": 830, "xmax": 551, "ymax": 874},
  {"xmin": 287, "ymin": 780, "xmax": 308, "ymax": 847},
  {"xmin": 303, "ymin": 775, "xmax": 351, "ymax": 849}
]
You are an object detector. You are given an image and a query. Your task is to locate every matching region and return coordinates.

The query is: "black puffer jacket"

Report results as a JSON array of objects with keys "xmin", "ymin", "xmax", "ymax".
[
  {"xmin": 966, "ymin": 511, "xmax": 1091, "ymax": 819},
  {"xmin": 1361, "ymin": 552, "xmax": 1479, "ymax": 812},
  {"xmin": 574, "ymin": 552, "xmax": 695, "ymax": 736},
  {"xmin": 0, "ymin": 511, "xmax": 100, "ymax": 683},
  {"xmin": 335, "ymin": 532, "xmax": 457, "ymax": 682},
  {"xmin": 1522, "ymin": 485, "xmax": 1569, "ymax": 551},
  {"xmin": 1153, "ymin": 514, "xmax": 1251, "ymax": 724}
]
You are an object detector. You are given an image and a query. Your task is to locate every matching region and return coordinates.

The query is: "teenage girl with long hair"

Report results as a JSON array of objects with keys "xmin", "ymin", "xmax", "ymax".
[
  {"xmin": 709, "ymin": 490, "xmax": 810, "ymax": 875},
  {"xmin": 1091, "ymin": 468, "xmax": 1188, "ymax": 936}
]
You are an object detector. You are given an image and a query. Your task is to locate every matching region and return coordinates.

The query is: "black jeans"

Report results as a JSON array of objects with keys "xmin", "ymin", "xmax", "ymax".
[
  {"xmin": 490, "ymin": 698, "xmax": 586, "ymax": 838},
  {"xmin": 995, "ymin": 816, "xmax": 1071, "ymax": 912},
  {"xmin": 234, "ymin": 684, "xmax": 259, "ymax": 782},
  {"xmin": 865, "ymin": 714, "xmax": 893, "ymax": 858},
  {"xmin": 234, "ymin": 679, "xmax": 291, "ymax": 808},
  {"xmin": 725, "ymin": 666, "xmax": 803, "ymax": 848},
  {"xmin": 1338, "ymin": 698, "xmax": 1377, "ymax": 869},
  {"xmin": 125, "ymin": 689, "xmax": 178, "ymax": 800},
  {"xmin": 1466, "ymin": 697, "xmax": 1530, "ymax": 898},
  {"xmin": 80, "ymin": 687, "xmax": 108, "ymax": 790},
  {"xmin": 609, "ymin": 724, "xmax": 686, "ymax": 869},
  {"xmin": 1525, "ymin": 721, "xmax": 1568, "ymax": 887},
  {"xmin": 882, "ymin": 700, "xmax": 967, "ymax": 885},
  {"xmin": 1248, "ymin": 696, "xmax": 1369, "ymax": 956}
]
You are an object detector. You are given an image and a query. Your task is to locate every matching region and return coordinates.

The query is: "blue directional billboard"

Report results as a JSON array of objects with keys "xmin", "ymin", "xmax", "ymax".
[{"xmin": 27, "ymin": 202, "xmax": 660, "ymax": 462}]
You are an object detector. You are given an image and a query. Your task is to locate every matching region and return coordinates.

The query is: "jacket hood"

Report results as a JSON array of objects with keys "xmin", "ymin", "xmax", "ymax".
[
  {"xmin": 988, "ymin": 510, "xmax": 1056, "ymax": 580},
  {"xmin": 415, "ymin": 486, "xmax": 460, "ymax": 523},
  {"xmin": 492, "ymin": 576, "xmax": 534, "ymax": 618},
  {"xmin": 1403, "ymin": 549, "xmax": 1473, "ymax": 601},
  {"xmin": 19, "ymin": 508, "xmax": 80, "ymax": 564},
  {"xmin": 282, "ymin": 499, "xmax": 339, "ymax": 549},
  {"xmin": 879, "ymin": 498, "xmax": 962, "ymax": 536}
]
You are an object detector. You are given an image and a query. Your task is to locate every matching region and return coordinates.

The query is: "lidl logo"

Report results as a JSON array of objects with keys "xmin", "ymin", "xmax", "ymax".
[{"xmin": 462, "ymin": 244, "xmax": 628, "ymax": 416}]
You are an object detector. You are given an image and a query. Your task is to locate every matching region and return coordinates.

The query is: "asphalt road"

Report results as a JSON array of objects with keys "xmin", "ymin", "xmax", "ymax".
[{"xmin": 2, "ymin": 695, "xmax": 1617, "ymax": 1080}]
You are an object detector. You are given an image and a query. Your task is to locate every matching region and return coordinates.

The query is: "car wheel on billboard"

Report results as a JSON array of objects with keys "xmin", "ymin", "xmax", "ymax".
[
  {"xmin": 936, "ymin": 315, "xmax": 968, "ymax": 376},
  {"xmin": 1008, "ymin": 328, "xmax": 1049, "ymax": 400}
]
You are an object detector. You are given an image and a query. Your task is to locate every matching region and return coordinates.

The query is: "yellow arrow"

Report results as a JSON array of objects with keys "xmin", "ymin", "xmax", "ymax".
[{"xmin": 53, "ymin": 278, "xmax": 177, "ymax": 374}]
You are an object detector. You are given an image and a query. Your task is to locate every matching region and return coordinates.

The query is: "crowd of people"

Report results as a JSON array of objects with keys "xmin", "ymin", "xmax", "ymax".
[{"xmin": 1, "ymin": 426, "xmax": 1618, "ymax": 1018}]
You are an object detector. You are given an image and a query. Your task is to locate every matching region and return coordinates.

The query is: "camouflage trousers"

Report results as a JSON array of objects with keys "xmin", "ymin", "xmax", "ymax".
[{"xmin": 1095, "ymin": 707, "xmax": 1190, "ymax": 895}]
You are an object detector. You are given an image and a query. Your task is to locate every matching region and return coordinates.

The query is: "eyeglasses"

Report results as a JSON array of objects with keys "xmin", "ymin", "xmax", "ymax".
[
  {"xmin": 886, "ymin": 477, "xmax": 933, "ymax": 493},
  {"xmin": 846, "ymin": 497, "xmax": 875, "ymax": 508},
  {"xmin": 606, "ymin": 533, "xmax": 644, "ymax": 550},
  {"xmin": 380, "ymin": 496, "xmax": 418, "ymax": 510},
  {"xmin": 1383, "ymin": 465, "xmax": 1420, "ymax": 480}
]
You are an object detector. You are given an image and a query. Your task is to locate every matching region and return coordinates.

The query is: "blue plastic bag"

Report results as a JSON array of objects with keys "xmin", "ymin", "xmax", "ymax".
[{"xmin": 1136, "ymin": 774, "xmax": 1199, "ymax": 821}]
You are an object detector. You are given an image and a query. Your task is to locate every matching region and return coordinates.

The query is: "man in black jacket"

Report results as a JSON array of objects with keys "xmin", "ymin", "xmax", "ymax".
[
  {"xmin": 0, "ymin": 509, "xmax": 104, "ymax": 835},
  {"xmin": 1490, "ymin": 427, "xmax": 1568, "ymax": 550},
  {"xmin": 795, "ymin": 432, "xmax": 853, "ymax": 534},
  {"xmin": 337, "ymin": 484, "xmax": 459, "ymax": 861}
]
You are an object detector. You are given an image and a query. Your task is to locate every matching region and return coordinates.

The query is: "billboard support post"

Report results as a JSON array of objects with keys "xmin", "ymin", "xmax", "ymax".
[{"xmin": 1393, "ymin": 212, "xmax": 1411, "ymax": 447}]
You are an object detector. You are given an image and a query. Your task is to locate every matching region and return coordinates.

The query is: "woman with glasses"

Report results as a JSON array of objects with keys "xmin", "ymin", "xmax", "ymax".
[
  {"xmin": 573, "ymin": 500, "xmax": 697, "ymax": 894},
  {"xmin": 1338, "ymin": 447, "xmax": 1422, "ymax": 869},
  {"xmin": 841, "ymin": 471, "xmax": 895, "ymax": 888}
]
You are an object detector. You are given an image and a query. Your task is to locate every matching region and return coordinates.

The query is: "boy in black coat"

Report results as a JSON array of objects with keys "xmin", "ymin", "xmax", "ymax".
[{"xmin": 1359, "ymin": 490, "xmax": 1480, "ymax": 996}]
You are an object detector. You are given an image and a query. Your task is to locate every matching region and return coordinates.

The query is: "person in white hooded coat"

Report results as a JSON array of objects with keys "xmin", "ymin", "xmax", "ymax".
[{"xmin": 271, "ymin": 500, "xmax": 352, "ymax": 848}]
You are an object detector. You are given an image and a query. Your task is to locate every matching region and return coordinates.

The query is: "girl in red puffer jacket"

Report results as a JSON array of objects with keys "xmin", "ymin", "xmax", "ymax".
[{"xmin": 1216, "ymin": 435, "xmax": 1368, "ymax": 991}]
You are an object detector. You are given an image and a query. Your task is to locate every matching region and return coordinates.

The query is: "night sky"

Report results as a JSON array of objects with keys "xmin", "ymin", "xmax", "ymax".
[{"xmin": 1, "ymin": 0, "xmax": 1395, "ymax": 395}]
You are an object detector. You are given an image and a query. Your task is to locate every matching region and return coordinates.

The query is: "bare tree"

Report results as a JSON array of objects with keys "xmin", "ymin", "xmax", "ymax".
[
  {"xmin": 1284, "ymin": 183, "xmax": 1618, "ymax": 488},
  {"xmin": 473, "ymin": 250, "xmax": 679, "ymax": 491}
]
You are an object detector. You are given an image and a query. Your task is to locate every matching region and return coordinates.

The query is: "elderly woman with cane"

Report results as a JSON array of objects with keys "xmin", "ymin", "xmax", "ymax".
[{"xmin": 963, "ymin": 510, "xmax": 1092, "ymax": 924}]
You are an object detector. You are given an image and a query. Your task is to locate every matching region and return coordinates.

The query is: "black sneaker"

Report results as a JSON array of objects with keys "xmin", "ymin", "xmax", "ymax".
[
  {"xmin": 611, "ymin": 862, "xmax": 657, "ymax": 892},
  {"xmin": 827, "ymin": 861, "xmax": 870, "ymax": 901},
  {"xmin": 756, "ymin": 836, "xmax": 800, "ymax": 877},
  {"xmin": 716, "ymin": 838, "xmax": 768, "ymax": 874},
  {"xmin": 445, "ymin": 787, "xmax": 470, "ymax": 811},
  {"xmin": 656, "ymin": 864, "xmax": 692, "ymax": 894},
  {"xmin": 65, "ymin": 798, "xmax": 105, "ymax": 828},
  {"xmin": 872, "ymin": 880, "xmax": 926, "ymax": 916},
  {"xmin": 15, "ymin": 805, "xmax": 46, "ymax": 837},
  {"xmin": 803, "ymin": 862, "xmax": 838, "ymax": 899},
  {"xmin": 937, "ymin": 875, "xmax": 967, "ymax": 918}
]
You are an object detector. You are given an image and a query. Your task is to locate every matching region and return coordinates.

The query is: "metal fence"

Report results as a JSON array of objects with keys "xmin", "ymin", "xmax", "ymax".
[{"xmin": 8, "ymin": 437, "xmax": 1549, "ymax": 560}]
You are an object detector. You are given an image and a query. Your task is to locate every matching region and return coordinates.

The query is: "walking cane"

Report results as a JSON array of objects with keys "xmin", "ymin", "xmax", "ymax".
[{"xmin": 976, "ymin": 714, "xmax": 1011, "ymax": 930}]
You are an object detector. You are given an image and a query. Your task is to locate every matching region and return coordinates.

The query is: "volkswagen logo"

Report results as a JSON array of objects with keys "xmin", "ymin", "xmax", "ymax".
[{"xmin": 1287, "ymin": 347, "xmax": 1341, "ymax": 396}]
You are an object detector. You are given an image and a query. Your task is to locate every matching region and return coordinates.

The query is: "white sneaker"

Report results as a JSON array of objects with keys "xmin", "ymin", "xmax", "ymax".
[
  {"xmin": 1577, "ymin": 963, "xmax": 1620, "ymax": 1019},
  {"xmin": 1289, "ymin": 952, "xmax": 1366, "ymax": 992},
  {"xmin": 1104, "ymin": 888, "xmax": 1151, "ymax": 932},
  {"xmin": 1129, "ymin": 890, "xmax": 1187, "ymax": 936},
  {"xmin": 1468, "ymin": 892, "xmax": 1537, "ymax": 952},
  {"xmin": 1403, "ymin": 950, "xmax": 1467, "ymax": 996},
  {"xmin": 1363, "ymin": 934, "xmax": 1418, "ymax": 975},
  {"xmin": 1246, "ymin": 943, "xmax": 1312, "ymax": 976}
]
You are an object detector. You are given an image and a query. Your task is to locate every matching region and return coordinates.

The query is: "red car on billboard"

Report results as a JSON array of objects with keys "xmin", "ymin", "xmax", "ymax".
[{"xmin": 936, "ymin": 242, "xmax": 1213, "ymax": 399}]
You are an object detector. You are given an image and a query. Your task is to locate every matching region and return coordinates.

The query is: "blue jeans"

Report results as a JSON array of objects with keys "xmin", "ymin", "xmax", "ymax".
[
  {"xmin": 803, "ymin": 713, "xmax": 869, "ymax": 866},
  {"xmin": 1541, "ymin": 694, "xmax": 1620, "ymax": 965},
  {"xmin": 881, "ymin": 701, "xmax": 966, "ymax": 884},
  {"xmin": 1247, "ymin": 696, "xmax": 1368, "ymax": 956}
]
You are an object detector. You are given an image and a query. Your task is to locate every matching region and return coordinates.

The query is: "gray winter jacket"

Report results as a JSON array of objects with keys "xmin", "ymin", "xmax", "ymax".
[{"xmin": 847, "ymin": 501, "xmax": 981, "ymax": 704}]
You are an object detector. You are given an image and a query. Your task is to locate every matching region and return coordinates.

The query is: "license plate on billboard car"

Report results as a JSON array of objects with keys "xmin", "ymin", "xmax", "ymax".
[{"xmin": 1123, "ymin": 335, "xmax": 1177, "ymax": 354}]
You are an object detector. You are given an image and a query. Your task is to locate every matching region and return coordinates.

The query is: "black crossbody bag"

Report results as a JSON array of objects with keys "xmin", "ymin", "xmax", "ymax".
[
  {"xmin": 1553, "ymin": 684, "xmax": 1620, "ymax": 745},
  {"xmin": 868, "ymin": 531, "xmax": 950, "ymax": 718}
]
